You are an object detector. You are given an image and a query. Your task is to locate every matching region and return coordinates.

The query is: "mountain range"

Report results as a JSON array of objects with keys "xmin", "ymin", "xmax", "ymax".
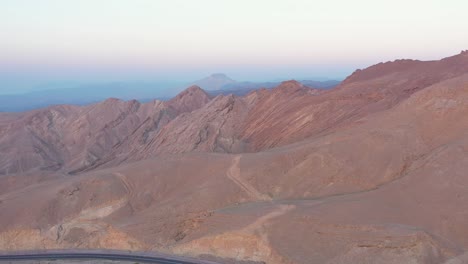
[
  {"xmin": 0, "ymin": 51, "xmax": 468, "ymax": 264},
  {"xmin": 0, "ymin": 75, "xmax": 340, "ymax": 112}
]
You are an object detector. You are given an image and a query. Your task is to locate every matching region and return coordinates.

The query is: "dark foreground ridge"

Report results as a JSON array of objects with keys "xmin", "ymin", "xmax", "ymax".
[{"xmin": 0, "ymin": 250, "xmax": 220, "ymax": 264}]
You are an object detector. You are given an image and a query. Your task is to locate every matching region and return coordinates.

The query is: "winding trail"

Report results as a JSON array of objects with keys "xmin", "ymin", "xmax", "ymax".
[
  {"xmin": 226, "ymin": 155, "xmax": 271, "ymax": 201},
  {"xmin": 113, "ymin": 172, "xmax": 135, "ymax": 199},
  {"xmin": 242, "ymin": 204, "xmax": 296, "ymax": 233}
]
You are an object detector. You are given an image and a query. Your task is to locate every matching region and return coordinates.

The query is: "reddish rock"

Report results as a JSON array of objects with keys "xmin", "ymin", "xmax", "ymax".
[{"xmin": 1, "ymin": 52, "xmax": 468, "ymax": 263}]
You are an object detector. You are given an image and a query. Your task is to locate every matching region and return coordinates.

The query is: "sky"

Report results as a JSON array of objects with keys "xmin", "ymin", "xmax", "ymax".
[{"xmin": 1, "ymin": 0, "xmax": 467, "ymax": 94}]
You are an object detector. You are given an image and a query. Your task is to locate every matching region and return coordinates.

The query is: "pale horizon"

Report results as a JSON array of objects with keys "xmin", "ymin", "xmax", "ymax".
[{"xmin": 1, "ymin": 0, "xmax": 467, "ymax": 94}]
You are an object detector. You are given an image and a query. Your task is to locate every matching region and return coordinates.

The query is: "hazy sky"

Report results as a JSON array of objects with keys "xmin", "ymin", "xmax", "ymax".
[{"xmin": 1, "ymin": 0, "xmax": 467, "ymax": 94}]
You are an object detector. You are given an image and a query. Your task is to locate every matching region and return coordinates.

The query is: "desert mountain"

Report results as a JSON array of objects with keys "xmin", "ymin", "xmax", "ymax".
[
  {"xmin": 1, "ymin": 52, "xmax": 468, "ymax": 175},
  {"xmin": 191, "ymin": 73, "xmax": 340, "ymax": 94},
  {"xmin": 0, "ymin": 51, "xmax": 468, "ymax": 263},
  {"xmin": 0, "ymin": 74, "xmax": 340, "ymax": 112},
  {"xmin": 190, "ymin": 73, "xmax": 236, "ymax": 90},
  {"xmin": 209, "ymin": 79, "xmax": 340, "ymax": 97},
  {"xmin": 0, "ymin": 86, "xmax": 210, "ymax": 175}
]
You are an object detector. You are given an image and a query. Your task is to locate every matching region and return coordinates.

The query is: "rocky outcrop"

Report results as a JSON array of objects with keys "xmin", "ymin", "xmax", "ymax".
[
  {"xmin": 167, "ymin": 85, "xmax": 211, "ymax": 114},
  {"xmin": 0, "ymin": 86, "xmax": 211, "ymax": 175}
]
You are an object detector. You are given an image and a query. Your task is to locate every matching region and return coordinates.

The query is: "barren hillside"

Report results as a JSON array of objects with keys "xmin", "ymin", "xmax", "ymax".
[{"xmin": 1, "ymin": 51, "xmax": 468, "ymax": 264}]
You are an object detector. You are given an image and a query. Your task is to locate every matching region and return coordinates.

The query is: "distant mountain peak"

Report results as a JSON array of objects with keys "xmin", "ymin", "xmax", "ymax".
[
  {"xmin": 279, "ymin": 80, "xmax": 303, "ymax": 86},
  {"xmin": 191, "ymin": 73, "xmax": 236, "ymax": 91},
  {"xmin": 274, "ymin": 80, "xmax": 306, "ymax": 93},
  {"xmin": 103, "ymin": 97, "xmax": 123, "ymax": 103},
  {"xmin": 210, "ymin": 73, "xmax": 231, "ymax": 79}
]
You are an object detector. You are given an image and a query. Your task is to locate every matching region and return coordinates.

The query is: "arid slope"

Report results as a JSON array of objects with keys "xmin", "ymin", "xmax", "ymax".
[{"xmin": 0, "ymin": 51, "xmax": 468, "ymax": 263}]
